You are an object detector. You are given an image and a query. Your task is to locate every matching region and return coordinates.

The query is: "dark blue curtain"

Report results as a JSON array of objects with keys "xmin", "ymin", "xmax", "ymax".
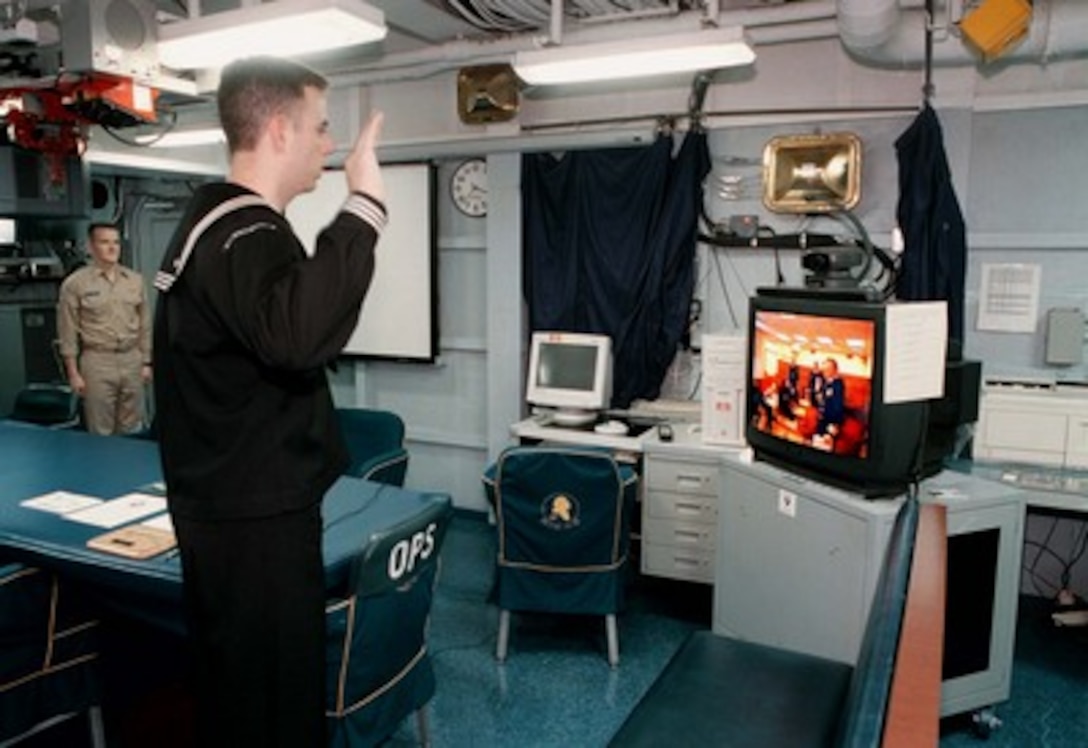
[
  {"xmin": 522, "ymin": 132, "xmax": 710, "ymax": 408},
  {"xmin": 895, "ymin": 104, "xmax": 967, "ymax": 344}
]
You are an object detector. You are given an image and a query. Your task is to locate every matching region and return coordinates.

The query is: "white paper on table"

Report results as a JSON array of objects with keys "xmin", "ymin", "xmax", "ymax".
[
  {"xmin": 20, "ymin": 491, "xmax": 103, "ymax": 515},
  {"xmin": 65, "ymin": 493, "xmax": 168, "ymax": 529},
  {"xmin": 140, "ymin": 513, "xmax": 174, "ymax": 533}
]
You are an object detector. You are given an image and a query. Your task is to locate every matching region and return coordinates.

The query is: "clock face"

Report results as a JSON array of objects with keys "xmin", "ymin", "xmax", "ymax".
[{"xmin": 451, "ymin": 158, "xmax": 488, "ymax": 217}]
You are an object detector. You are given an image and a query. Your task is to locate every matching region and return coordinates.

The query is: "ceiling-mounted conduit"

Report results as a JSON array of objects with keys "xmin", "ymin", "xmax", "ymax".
[
  {"xmin": 837, "ymin": 0, "xmax": 1088, "ymax": 67},
  {"xmin": 327, "ymin": 2, "xmax": 839, "ymax": 87},
  {"xmin": 549, "ymin": 0, "xmax": 562, "ymax": 46}
]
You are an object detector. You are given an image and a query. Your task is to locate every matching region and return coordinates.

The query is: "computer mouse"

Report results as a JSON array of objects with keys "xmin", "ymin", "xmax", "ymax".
[
  {"xmin": 594, "ymin": 420, "xmax": 629, "ymax": 436},
  {"xmin": 657, "ymin": 423, "xmax": 674, "ymax": 442}
]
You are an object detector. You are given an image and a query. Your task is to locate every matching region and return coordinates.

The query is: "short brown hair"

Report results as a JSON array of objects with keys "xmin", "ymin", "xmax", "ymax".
[
  {"xmin": 217, "ymin": 56, "xmax": 328, "ymax": 153},
  {"xmin": 87, "ymin": 222, "xmax": 119, "ymax": 240}
]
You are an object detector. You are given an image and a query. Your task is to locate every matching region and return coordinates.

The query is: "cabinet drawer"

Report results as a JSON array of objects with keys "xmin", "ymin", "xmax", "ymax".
[
  {"xmin": 644, "ymin": 489, "xmax": 717, "ymax": 523},
  {"xmin": 641, "ymin": 542, "xmax": 714, "ymax": 583},
  {"xmin": 643, "ymin": 517, "xmax": 717, "ymax": 549},
  {"xmin": 646, "ymin": 458, "xmax": 720, "ymax": 495},
  {"xmin": 1065, "ymin": 415, "xmax": 1088, "ymax": 469}
]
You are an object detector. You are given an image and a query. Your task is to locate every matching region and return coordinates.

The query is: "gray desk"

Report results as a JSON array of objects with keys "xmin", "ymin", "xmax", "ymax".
[
  {"xmin": 955, "ymin": 460, "xmax": 1088, "ymax": 514},
  {"xmin": 510, "ymin": 415, "xmax": 655, "ymax": 455},
  {"xmin": 714, "ymin": 458, "xmax": 1024, "ymax": 721}
]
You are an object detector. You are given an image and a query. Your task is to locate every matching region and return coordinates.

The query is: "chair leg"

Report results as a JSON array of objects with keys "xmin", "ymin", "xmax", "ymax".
[
  {"xmin": 496, "ymin": 609, "xmax": 511, "ymax": 662},
  {"xmin": 415, "ymin": 705, "xmax": 431, "ymax": 747},
  {"xmin": 605, "ymin": 613, "xmax": 619, "ymax": 668},
  {"xmin": 89, "ymin": 706, "xmax": 106, "ymax": 748}
]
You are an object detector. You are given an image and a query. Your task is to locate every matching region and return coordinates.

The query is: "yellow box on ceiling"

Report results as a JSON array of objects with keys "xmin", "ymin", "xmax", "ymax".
[{"xmin": 960, "ymin": 0, "xmax": 1033, "ymax": 62}]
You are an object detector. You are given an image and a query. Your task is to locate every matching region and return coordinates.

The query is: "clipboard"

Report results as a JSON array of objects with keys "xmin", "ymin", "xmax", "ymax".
[{"xmin": 87, "ymin": 524, "xmax": 177, "ymax": 559}]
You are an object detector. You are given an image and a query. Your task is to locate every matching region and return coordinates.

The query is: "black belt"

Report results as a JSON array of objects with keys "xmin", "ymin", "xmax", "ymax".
[{"xmin": 83, "ymin": 343, "xmax": 138, "ymax": 353}]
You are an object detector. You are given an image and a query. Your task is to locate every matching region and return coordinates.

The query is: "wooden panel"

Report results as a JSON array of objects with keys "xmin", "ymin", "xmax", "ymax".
[{"xmin": 883, "ymin": 502, "xmax": 948, "ymax": 747}]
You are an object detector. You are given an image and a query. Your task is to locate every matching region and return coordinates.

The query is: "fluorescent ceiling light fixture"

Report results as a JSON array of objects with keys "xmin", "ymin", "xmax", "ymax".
[
  {"xmin": 157, "ymin": 0, "xmax": 387, "ymax": 70},
  {"xmin": 136, "ymin": 128, "xmax": 226, "ymax": 148},
  {"xmin": 85, "ymin": 147, "xmax": 226, "ymax": 178},
  {"xmin": 513, "ymin": 27, "xmax": 755, "ymax": 86}
]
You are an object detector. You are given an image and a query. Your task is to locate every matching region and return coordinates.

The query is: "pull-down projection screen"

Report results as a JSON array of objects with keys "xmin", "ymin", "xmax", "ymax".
[{"xmin": 287, "ymin": 163, "xmax": 437, "ymax": 362}]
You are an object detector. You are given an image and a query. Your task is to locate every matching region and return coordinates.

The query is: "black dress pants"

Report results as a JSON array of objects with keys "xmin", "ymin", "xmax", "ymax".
[{"xmin": 174, "ymin": 503, "xmax": 325, "ymax": 748}]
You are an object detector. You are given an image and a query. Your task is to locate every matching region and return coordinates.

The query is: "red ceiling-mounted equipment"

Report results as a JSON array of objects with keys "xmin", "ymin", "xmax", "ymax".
[{"xmin": 1, "ymin": 73, "xmax": 161, "ymax": 183}]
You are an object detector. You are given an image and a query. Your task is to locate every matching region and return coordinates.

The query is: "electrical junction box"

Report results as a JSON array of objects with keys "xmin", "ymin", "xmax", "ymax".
[
  {"xmin": 960, "ymin": 0, "xmax": 1032, "ymax": 63},
  {"xmin": 1045, "ymin": 308, "xmax": 1084, "ymax": 366}
]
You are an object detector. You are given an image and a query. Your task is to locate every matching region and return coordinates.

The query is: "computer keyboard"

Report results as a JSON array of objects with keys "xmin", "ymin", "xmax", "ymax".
[{"xmin": 1000, "ymin": 469, "xmax": 1088, "ymax": 496}]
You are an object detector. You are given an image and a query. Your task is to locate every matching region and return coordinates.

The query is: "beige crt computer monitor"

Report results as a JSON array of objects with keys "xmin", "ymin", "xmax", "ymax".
[{"xmin": 526, "ymin": 331, "xmax": 613, "ymax": 426}]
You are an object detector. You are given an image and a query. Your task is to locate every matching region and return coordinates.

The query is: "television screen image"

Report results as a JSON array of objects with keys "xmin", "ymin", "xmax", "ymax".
[
  {"xmin": 745, "ymin": 291, "xmax": 944, "ymax": 498},
  {"xmin": 750, "ymin": 310, "xmax": 875, "ymax": 459}
]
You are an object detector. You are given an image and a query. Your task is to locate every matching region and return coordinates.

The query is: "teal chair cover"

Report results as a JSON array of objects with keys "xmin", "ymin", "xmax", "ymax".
[
  {"xmin": 483, "ymin": 446, "xmax": 638, "ymax": 665},
  {"xmin": 335, "ymin": 408, "xmax": 409, "ymax": 486},
  {"xmin": 325, "ymin": 493, "xmax": 453, "ymax": 748},
  {"xmin": 7, "ymin": 384, "xmax": 81, "ymax": 429},
  {"xmin": 0, "ymin": 563, "xmax": 102, "ymax": 744}
]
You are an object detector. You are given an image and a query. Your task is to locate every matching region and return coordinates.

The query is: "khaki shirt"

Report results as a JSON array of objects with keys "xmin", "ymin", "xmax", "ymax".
[{"xmin": 57, "ymin": 264, "xmax": 151, "ymax": 362}]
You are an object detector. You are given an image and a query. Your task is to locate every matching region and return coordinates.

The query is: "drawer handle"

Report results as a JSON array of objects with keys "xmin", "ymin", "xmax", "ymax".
[
  {"xmin": 672, "ymin": 556, "xmax": 702, "ymax": 569},
  {"xmin": 675, "ymin": 502, "xmax": 703, "ymax": 515},
  {"xmin": 674, "ymin": 530, "xmax": 702, "ymax": 542},
  {"xmin": 675, "ymin": 475, "xmax": 706, "ymax": 489}
]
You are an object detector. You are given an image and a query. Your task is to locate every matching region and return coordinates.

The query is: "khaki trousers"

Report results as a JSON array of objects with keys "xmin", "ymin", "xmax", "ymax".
[{"xmin": 80, "ymin": 348, "xmax": 145, "ymax": 435}]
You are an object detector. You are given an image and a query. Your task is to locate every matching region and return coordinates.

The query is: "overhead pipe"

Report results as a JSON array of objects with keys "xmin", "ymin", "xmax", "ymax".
[{"xmin": 837, "ymin": 0, "xmax": 1088, "ymax": 68}]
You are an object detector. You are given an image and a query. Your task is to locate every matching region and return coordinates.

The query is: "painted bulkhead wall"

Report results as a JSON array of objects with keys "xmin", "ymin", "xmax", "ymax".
[{"xmin": 99, "ymin": 21, "xmax": 1087, "ymax": 594}]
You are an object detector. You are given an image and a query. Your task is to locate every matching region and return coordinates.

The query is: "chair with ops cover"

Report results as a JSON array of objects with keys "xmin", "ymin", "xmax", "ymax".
[{"xmin": 325, "ymin": 494, "xmax": 453, "ymax": 747}]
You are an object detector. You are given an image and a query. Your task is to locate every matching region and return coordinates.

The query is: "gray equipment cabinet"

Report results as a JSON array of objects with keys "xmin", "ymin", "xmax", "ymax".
[{"xmin": 714, "ymin": 458, "xmax": 1023, "ymax": 722}]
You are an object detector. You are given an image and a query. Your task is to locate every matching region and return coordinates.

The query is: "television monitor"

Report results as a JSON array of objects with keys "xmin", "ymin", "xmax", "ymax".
[
  {"xmin": 745, "ymin": 290, "xmax": 943, "ymax": 498},
  {"xmin": 526, "ymin": 331, "xmax": 613, "ymax": 427}
]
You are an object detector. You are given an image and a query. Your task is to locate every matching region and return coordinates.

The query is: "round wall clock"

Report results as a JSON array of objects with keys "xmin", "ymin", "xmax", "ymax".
[{"xmin": 450, "ymin": 158, "xmax": 488, "ymax": 217}]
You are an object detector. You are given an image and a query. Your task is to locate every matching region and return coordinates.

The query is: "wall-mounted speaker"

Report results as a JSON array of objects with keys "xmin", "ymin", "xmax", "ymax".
[
  {"xmin": 762, "ymin": 132, "xmax": 861, "ymax": 214},
  {"xmin": 91, "ymin": 179, "xmax": 112, "ymax": 212},
  {"xmin": 60, "ymin": 0, "xmax": 160, "ymax": 82},
  {"xmin": 457, "ymin": 64, "xmax": 519, "ymax": 125}
]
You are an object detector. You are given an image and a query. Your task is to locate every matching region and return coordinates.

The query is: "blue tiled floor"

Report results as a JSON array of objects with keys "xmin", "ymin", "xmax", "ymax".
[
  {"xmin": 938, "ymin": 596, "xmax": 1088, "ymax": 748},
  {"xmin": 393, "ymin": 513, "xmax": 707, "ymax": 748}
]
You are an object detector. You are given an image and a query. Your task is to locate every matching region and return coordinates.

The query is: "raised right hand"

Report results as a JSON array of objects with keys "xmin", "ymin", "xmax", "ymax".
[{"xmin": 344, "ymin": 111, "xmax": 385, "ymax": 203}]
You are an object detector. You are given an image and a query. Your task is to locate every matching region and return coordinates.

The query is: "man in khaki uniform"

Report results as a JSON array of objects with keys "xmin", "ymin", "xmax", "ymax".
[{"xmin": 57, "ymin": 223, "xmax": 152, "ymax": 434}]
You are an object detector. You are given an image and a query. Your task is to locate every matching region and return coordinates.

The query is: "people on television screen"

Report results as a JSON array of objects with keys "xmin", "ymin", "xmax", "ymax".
[
  {"xmin": 812, "ymin": 358, "xmax": 845, "ymax": 451},
  {"xmin": 778, "ymin": 359, "xmax": 800, "ymax": 419},
  {"xmin": 807, "ymin": 359, "xmax": 824, "ymax": 408},
  {"xmin": 751, "ymin": 382, "xmax": 774, "ymax": 431}
]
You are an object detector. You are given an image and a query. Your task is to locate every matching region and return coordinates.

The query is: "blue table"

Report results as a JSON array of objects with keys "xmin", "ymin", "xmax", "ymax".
[{"xmin": 0, "ymin": 420, "xmax": 450, "ymax": 634}]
